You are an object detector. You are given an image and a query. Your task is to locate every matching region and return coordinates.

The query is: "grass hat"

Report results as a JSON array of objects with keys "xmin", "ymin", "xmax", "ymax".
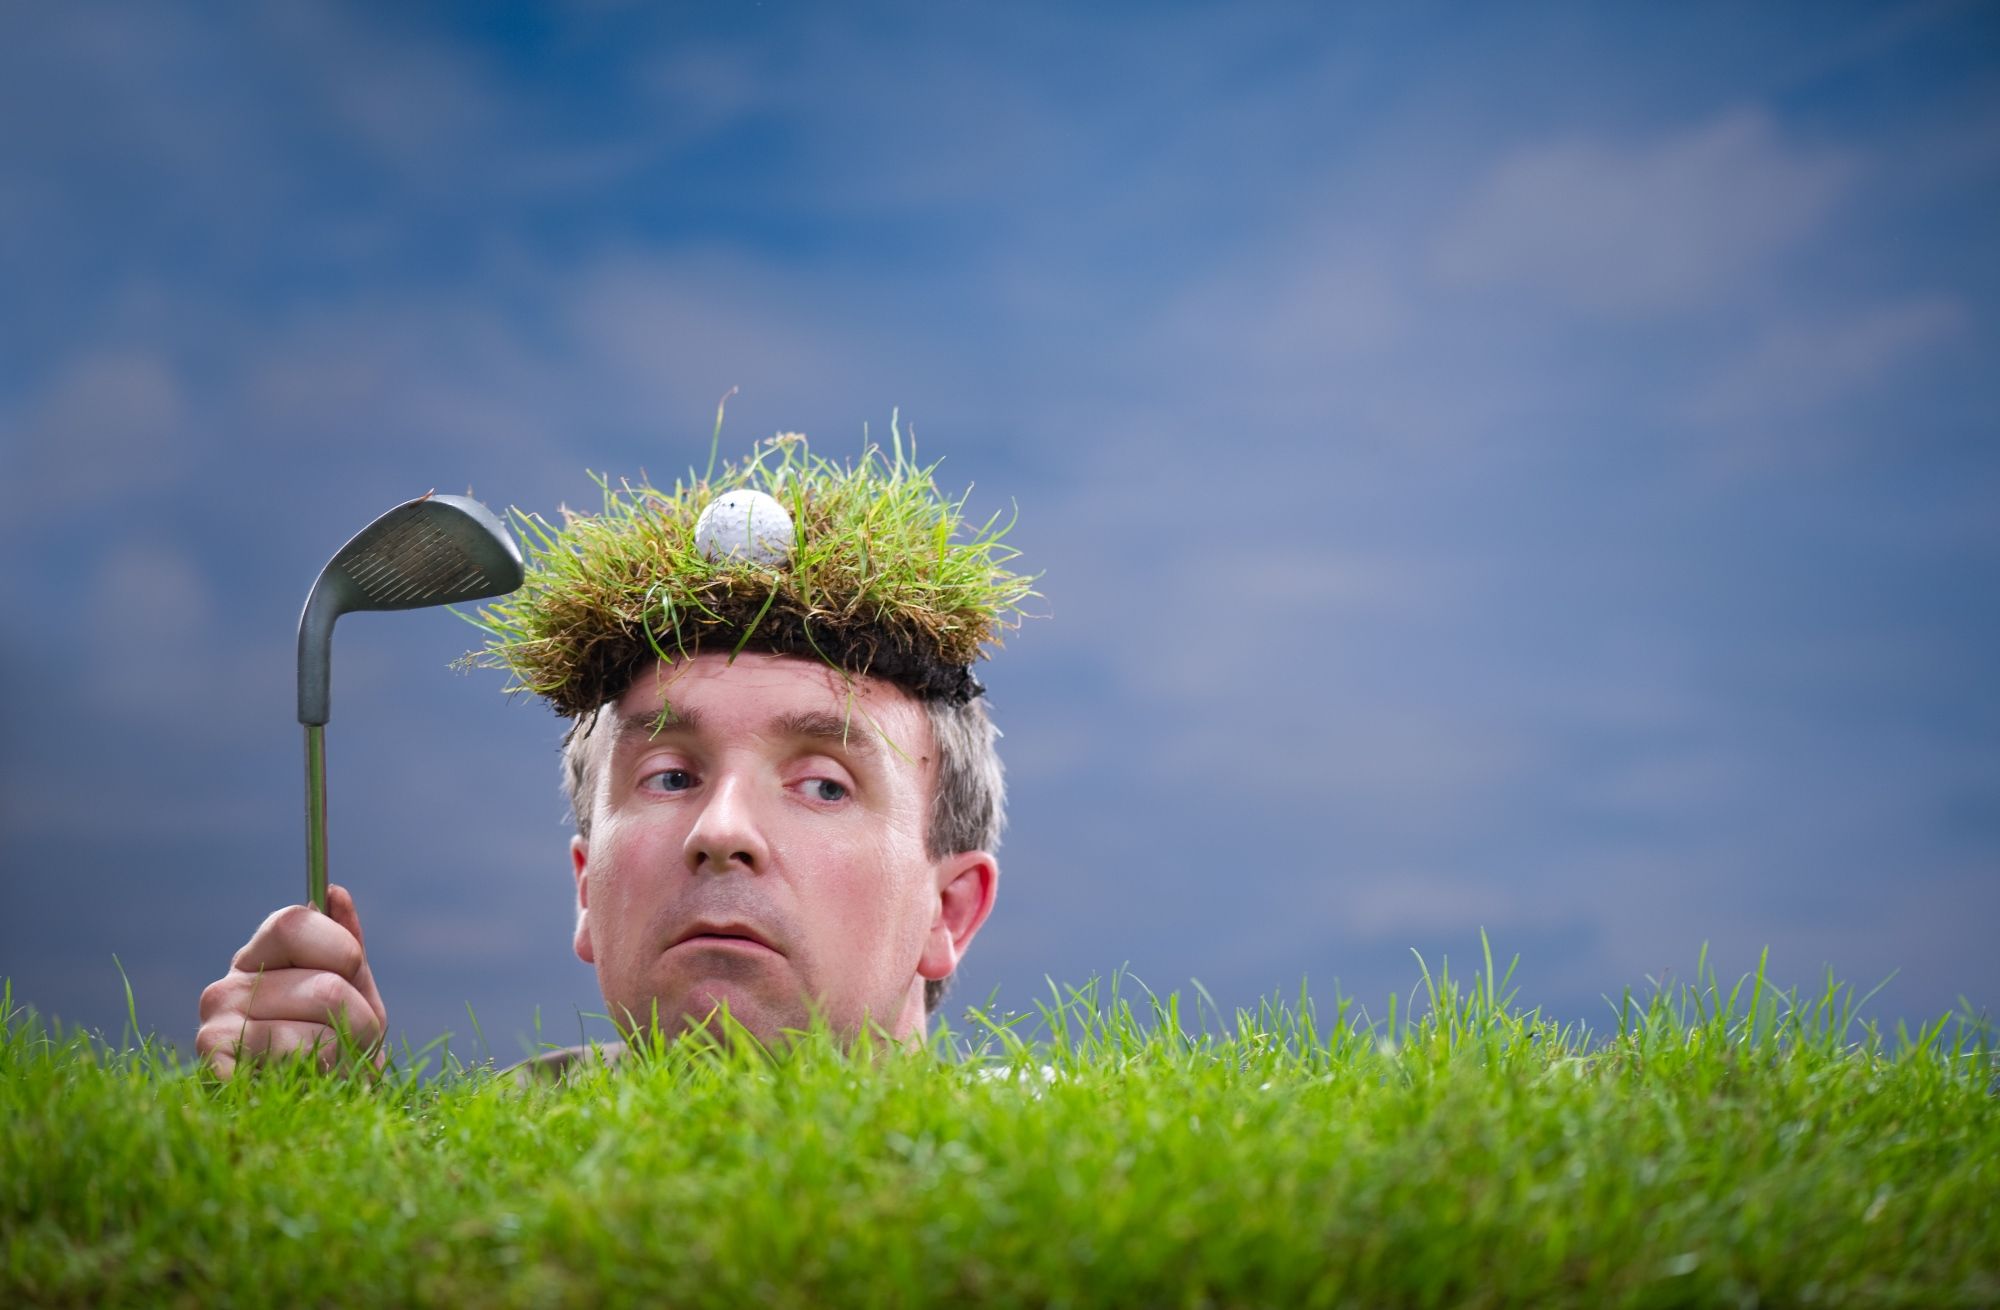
[{"xmin": 460, "ymin": 415, "xmax": 1036, "ymax": 718}]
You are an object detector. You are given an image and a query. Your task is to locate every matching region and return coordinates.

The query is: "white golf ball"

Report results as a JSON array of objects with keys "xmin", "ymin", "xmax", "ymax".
[{"xmin": 694, "ymin": 488, "xmax": 794, "ymax": 564}]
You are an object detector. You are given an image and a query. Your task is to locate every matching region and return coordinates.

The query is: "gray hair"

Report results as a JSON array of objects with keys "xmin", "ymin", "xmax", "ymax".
[{"xmin": 560, "ymin": 691, "xmax": 1004, "ymax": 1016}]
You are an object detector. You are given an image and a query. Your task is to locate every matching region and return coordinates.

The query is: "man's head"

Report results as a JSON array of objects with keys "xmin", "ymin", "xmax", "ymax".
[
  {"xmin": 560, "ymin": 650, "xmax": 1002, "ymax": 1049},
  {"xmin": 464, "ymin": 431, "xmax": 1034, "ymax": 1050}
]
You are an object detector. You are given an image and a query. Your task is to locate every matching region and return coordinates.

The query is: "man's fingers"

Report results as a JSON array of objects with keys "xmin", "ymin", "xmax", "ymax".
[
  {"xmin": 200, "ymin": 970, "xmax": 383, "ymax": 1046},
  {"xmin": 201, "ymin": 890, "xmax": 389, "ymax": 1078},
  {"xmin": 198, "ymin": 975, "xmax": 235, "ymax": 1024},
  {"xmin": 230, "ymin": 903, "xmax": 367, "ymax": 978},
  {"xmin": 236, "ymin": 969, "xmax": 383, "ymax": 1041},
  {"xmin": 197, "ymin": 1018, "xmax": 353, "ymax": 1072}
]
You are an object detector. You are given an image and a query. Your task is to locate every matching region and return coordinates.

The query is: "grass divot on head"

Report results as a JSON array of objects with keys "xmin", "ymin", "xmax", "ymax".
[{"xmin": 457, "ymin": 416, "xmax": 1039, "ymax": 717}]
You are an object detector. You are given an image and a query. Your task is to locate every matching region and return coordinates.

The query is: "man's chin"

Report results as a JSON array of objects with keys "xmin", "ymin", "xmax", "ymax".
[{"xmin": 607, "ymin": 978, "xmax": 803, "ymax": 1050}]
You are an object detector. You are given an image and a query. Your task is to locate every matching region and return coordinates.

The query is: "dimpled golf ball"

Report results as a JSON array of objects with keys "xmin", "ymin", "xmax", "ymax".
[{"xmin": 694, "ymin": 488, "xmax": 794, "ymax": 564}]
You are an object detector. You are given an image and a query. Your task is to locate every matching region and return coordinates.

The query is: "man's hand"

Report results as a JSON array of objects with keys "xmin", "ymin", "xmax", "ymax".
[{"xmin": 196, "ymin": 883, "xmax": 388, "ymax": 1078}]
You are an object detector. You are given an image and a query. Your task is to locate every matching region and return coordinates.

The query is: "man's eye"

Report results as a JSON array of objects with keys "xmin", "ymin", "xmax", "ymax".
[
  {"xmin": 646, "ymin": 769, "xmax": 694, "ymax": 793},
  {"xmin": 808, "ymin": 778, "xmax": 848, "ymax": 802}
]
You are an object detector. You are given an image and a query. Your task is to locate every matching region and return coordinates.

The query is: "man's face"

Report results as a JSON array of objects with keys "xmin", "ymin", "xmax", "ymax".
[{"xmin": 570, "ymin": 651, "xmax": 996, "ymax": 1049}]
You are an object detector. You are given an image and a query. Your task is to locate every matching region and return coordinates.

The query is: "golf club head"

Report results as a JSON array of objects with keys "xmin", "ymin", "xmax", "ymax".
[{"xmin": 297, "ymin": 493, "xmax": 525, "ymax": 725}]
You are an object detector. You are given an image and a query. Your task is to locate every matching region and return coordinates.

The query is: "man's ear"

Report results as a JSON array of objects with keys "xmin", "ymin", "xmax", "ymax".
[
  {"xmin": 570, "ymin": 834, "xmax": 594, "ymax": 965},
  {"xmin": 916, "ymin": 851, "xmax": 999, "ymax": 983}
]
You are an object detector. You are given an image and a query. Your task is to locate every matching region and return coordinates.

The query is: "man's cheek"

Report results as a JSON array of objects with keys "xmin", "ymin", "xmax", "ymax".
[{"xmin": 587, "ymin": 871, "xmax": 641, "ymax": 956}]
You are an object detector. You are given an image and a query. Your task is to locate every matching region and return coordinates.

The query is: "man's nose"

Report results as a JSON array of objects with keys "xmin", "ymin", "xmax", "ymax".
[{"xmin": 683, "ymin": 774, "xmax": 770, "ymax": 874}]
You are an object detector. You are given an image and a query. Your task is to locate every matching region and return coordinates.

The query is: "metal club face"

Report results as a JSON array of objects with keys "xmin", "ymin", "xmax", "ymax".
[
  {"xmin": 296, "ymin": 492, "xmax": 523, "ymax": 912},
  {"xmin": 297, "ymin": 493, "xmax": 525, "ymax": 726}
]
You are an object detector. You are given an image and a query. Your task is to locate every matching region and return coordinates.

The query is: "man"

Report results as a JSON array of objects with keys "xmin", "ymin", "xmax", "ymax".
[{"xmin": 196, "ymin": 434, "xmax": 1032, "ymax": 1076}]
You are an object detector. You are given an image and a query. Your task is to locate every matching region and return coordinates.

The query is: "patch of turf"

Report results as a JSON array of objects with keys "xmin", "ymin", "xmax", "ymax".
[
  {"xmin": 458, "ymin": 408, "xmax": 1038, "ymax": 716},
  {"xmin": 4, "ymin": 950, "xmax": 1995, "ymax": 1307}
]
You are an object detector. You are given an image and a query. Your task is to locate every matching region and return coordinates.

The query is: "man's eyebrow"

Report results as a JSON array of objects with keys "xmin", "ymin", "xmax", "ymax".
[
  {"xmin": 614, "ymin": 707, "xmax": 705, "ymax": 746},
  {"xmin": 611, "ymin": 706, "xmax": 876, "ymax": 756},
  {"xmin": 773, "ymin": 709, "xmax": 877, "ymax": 757}
]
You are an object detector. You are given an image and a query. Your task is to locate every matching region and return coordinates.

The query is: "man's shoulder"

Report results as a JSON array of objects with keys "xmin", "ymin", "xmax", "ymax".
[{"xmin": 506, "ymin": 1041, "xmax": 629, "ymax": 1085}]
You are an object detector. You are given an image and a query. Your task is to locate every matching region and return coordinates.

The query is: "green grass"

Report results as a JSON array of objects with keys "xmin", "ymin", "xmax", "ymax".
[
  {"xmin": 4, "ymin": 948, "xmax": 1996, "ymax": 1308},
  {"xmin": 459, "ymin": 409, "xmax": 1040, "ymax": 718}
]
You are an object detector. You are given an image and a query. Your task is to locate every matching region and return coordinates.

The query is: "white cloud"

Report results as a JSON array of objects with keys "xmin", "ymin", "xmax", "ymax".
[
  {"xmin": 1691, "ymin": 295, "xmax": 1966, "ymax": 425},
  {"xmin": 556, "ymin": 248, "xmax": 985, "ymax": 429},
  {"xmin": 641, "ymin": 46, "xmax": 771, "ymax": 133},
  {"xmin": 1432, "ymin": 110, "xmax": 1855, "ymax": 316},
  {"xmin": 3, "ymin": 350, "xmax": 191, "ymax": 519},
  {"xmin": 255, "ymin": 0, "xmax": 505, "ymax": 176},
  {"xmin": 1150, "ymin": 239, "xmax": 1415, "ymax": 377},
  {"xmin": 235, "ymin": 299, "xmax": 577, "ymax": 467},
  {"xmin": 90, "ymin": 541, "xmax": 214, "ymax": 646},
  {"xmin": 562, "ymin": 253, "xmax": 851, "ymax": 411},
  {"xmin": 73, "ymin": 540, "xmax": 292, "ymax": 738},
  {"xmin": 0, "ymin": 5, "xmax": 248, "ymax": 180}
]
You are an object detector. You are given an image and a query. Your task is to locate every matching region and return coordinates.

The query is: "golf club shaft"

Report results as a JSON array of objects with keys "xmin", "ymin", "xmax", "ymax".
[{"xmin": 304, "ymin": 724, "xmax": 328, "ymax": 913}]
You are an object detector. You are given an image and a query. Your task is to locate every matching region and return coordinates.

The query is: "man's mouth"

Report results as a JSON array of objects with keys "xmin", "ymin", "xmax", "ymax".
[{"xmin": 670, "ymin": 922, "xmax": 780, "ymax": 953}]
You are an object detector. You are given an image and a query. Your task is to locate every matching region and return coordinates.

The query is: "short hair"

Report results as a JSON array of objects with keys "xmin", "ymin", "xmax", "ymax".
[{"xmin": 560, "ymin": 679, "xmax": 1004, "ymax": 1017}]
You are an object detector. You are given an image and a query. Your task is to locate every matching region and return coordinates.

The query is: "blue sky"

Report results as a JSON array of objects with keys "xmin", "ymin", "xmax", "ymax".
[{"xmin": 3, "ymin": 1, "xmax": 1996, "ymax": 1055}]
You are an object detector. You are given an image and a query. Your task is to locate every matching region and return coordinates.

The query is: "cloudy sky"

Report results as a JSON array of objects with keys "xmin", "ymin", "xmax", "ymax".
[{"xmin": 3, "ymin": 1, "xmax": 1996, "ymax": 1058}]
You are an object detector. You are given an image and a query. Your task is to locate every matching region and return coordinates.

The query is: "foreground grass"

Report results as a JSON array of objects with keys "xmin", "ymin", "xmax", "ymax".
[{"xmin": 3, "ymin": 951, "xmax": 1996, "ymax": 1308}]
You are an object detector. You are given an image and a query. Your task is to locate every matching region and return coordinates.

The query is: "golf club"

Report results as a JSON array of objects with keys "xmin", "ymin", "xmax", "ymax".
[{"xmin": 297, "ymin": 493, "xmax": 525, "ymax": 913}]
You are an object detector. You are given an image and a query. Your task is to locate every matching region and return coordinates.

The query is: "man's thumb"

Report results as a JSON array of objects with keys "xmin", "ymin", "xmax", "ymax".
[{"xmin": 327, "ymin": 882, "xmax": 367, "ymax": 950}]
